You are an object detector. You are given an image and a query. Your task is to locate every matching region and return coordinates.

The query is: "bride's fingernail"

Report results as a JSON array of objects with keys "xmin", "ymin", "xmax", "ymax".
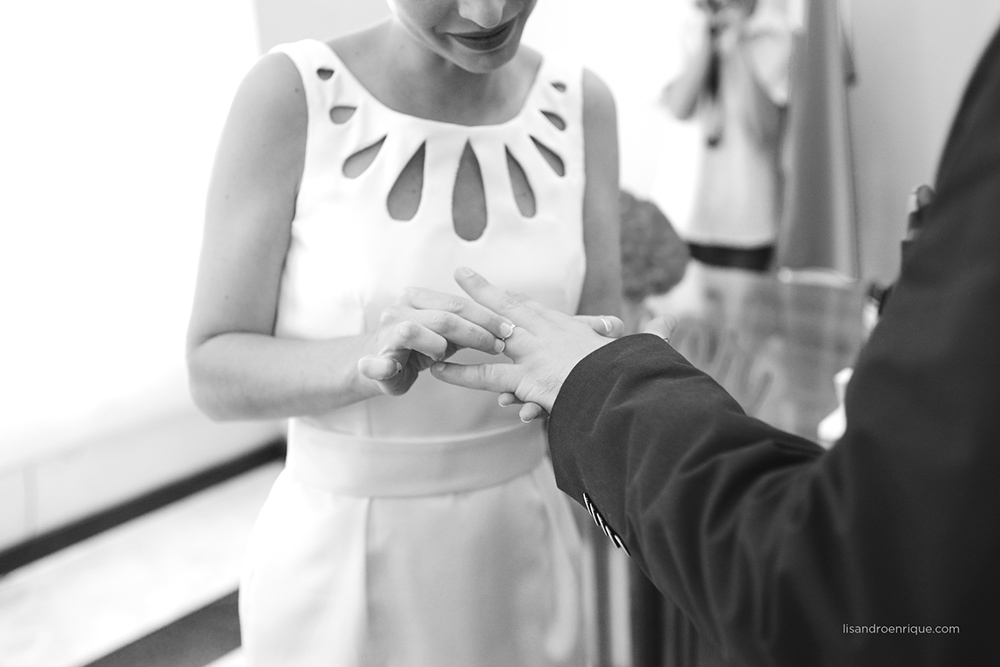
[
  {"xmin": 494, "ymin": 338, "xmax": 506, "ymax": 353},
  {"xmin": 500, "ymin": 322, "xmax": 515, "ymax": 339}
]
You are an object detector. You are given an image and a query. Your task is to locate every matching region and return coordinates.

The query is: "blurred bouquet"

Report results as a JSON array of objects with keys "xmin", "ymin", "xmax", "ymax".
[{"xmin": 619, "ymin": 189, "xmax": 690, "ymax": 304}]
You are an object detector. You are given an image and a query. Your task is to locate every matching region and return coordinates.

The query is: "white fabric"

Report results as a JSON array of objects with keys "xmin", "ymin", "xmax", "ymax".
[
  {"xmin": 239, "ymin": 39, "xmax": 591, "ymax": 666},
  {"xmin": 285, "ymin": 419, "xmax": 547, "ymax": 497}
]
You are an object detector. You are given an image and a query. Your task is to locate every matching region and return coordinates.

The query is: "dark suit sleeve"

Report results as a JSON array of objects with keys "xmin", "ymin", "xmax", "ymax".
[{"xmin": 548, "ymin": 27, "xmax": 1000, "ymax": 665}]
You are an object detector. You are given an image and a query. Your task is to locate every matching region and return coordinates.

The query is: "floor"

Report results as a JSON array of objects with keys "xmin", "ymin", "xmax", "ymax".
[{"xmin": 0, "ymin": 462, "xmax": 282, "ymax": 667}]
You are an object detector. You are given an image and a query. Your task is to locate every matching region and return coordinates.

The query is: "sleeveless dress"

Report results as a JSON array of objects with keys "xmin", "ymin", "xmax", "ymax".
[{"xmin": 239, "ymin": 39, "xmax": 592, "ymax": 666}]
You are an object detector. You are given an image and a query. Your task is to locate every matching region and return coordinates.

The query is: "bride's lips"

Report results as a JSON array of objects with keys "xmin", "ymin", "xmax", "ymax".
[{"xmin": 448, "ymin": 19, "xmax": 517, "ymax": 52}]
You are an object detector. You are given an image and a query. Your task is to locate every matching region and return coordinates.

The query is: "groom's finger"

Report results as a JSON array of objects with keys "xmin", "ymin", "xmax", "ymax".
[
  {"xmin": 505, "ymin": 289, "xmax": 560, "ymax": 320},
  {"xmin": 454, "ymin": 267, "xmax": 546, "ymax": 329},
  {"xmin": 577, "ymin": 315, "xmax": 626, "ymax": 338},
  {"xmin": 430, "ymin": 360, "xmax": 519, "ymax": 394},
  {"xmin": 643, "ymin": 314, "xmax": 678, "ymax": 341}
]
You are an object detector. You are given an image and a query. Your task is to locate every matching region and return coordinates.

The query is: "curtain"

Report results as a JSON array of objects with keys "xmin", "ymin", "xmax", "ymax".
[{"xmin": 776, "ymin": 0, "xmax": 859, "ymax": 278}]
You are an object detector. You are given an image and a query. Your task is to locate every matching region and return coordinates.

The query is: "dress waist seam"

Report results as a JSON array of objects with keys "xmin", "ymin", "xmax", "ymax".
[{"xmin": 285, "ymin": 419, "xmax": 547, "ymax": 497}]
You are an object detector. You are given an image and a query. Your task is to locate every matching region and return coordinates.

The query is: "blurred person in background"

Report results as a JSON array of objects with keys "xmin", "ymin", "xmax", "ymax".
[
  {"xmin": 662, "ymin": 0, "xmax": 794, "ymax": 272},
  {"xmin": 184, "ymin": 0, "xmax": 622, "ymax": 664}
]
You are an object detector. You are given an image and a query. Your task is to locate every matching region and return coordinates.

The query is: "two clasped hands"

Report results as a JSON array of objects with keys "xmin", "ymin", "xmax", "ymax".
[{"xmin": 357, "ymin": 266, "xmax": 636, "ymax": 421}]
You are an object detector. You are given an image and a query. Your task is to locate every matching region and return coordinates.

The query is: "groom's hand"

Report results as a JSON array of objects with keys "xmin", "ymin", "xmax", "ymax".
[{"xmin": 430, "ymin": 267, "xmax": 624, "ymax": 413}]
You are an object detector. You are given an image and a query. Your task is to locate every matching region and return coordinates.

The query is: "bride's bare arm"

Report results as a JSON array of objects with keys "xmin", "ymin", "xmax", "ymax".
[
  {"xmin": 578, "ymin": 68, "xmax": 623, "ymax": 321},
  {"xmin": 186, "ymin": 54, "xmax": 508, "ymax": 421}
]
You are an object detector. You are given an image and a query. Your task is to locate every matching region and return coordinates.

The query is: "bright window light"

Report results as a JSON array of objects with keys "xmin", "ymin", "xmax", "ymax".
[{"xmin": 0, "ymin": 1, "xmax": 260, "ymax": 445}]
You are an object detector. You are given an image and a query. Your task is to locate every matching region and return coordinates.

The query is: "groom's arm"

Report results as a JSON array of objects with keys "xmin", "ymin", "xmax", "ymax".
[
  {"xmin": 549, "ymin": 25, "xmax": 1000, "ymax": 665},
  {"xmin": 548, "ymin": 333, "xmax": 824, "ymax": 662}
]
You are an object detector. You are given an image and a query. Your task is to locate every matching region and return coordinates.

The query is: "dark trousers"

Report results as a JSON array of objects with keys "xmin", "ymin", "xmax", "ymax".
[{"xmin": 687, "ymin": 242, "xmax": 774, "ymax": 273}]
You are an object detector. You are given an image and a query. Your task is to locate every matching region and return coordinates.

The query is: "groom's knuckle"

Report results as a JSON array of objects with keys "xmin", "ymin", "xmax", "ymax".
[
  {"xmin": 477, "ymin": 364, "xmax": 501, "ymax": 385},
  {"xmin": 472, "ymin": 364, "xmax": 490, "ymax": 383},
  {"xmin": 498, "ymin": 294, "xmax": 522, "ymax": 312}
]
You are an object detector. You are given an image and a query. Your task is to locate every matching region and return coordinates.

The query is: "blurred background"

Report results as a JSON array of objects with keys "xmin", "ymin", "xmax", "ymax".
[{"xmin": 2, "ymin": 1, "xmax": 1000, "ymax": 665}]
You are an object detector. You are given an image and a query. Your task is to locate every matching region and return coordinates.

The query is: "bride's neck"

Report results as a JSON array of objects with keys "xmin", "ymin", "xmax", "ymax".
[{"xmin": 332, "ymin": 22, "xmax": 537, "ymax": 126}]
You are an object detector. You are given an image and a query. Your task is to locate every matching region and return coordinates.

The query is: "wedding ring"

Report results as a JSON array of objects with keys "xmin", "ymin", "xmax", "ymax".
[{"xmin": 599, "ymin": 317, "xmax": 611, "ymax": 334}]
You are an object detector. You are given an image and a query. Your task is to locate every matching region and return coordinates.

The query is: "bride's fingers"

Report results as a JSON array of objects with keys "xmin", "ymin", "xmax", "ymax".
[
  {"xmin": 517, "ymin": 402, "xmax": 546, "ymax": 423},
  {"xmin": 497, "ymin": 393, "xmax": 547, "ymax": 423},
  {"xmin": 453, "ymin": 268, "xmax": 547, "ymax": 331},
  {"xmin": 498, "ymin": 392, "xmax": 518, "ymax": 408},
  {"xmin": 400, "ymin": 287, "xmax": 513, "ymax": 343},
  {"xmin": 381, "ymin": 321, "xmax": 450, "ymax": 362}
]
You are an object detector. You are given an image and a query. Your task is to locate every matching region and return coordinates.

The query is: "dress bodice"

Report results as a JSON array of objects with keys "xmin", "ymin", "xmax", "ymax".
[{"xmin": 269, "ymin": 39, "xmax": 588, "ymax": 439}]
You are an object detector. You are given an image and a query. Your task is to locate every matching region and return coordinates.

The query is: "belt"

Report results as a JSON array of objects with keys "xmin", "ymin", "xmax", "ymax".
[{"xmin": 285, "ymin": 418, "xmax": 546, "ymax": 497}]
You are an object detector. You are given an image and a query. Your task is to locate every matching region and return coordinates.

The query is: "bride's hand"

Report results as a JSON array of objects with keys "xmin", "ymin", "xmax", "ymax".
[
  {"xmin": 431, "ymin": 268, "xmax": 626, "ymax": 413},
  {"xmin": 357, "ymin": 287, "xmax": 514, "ymax": 396}
]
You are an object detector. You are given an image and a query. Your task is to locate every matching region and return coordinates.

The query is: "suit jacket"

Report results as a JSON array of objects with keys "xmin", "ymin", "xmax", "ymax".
[{"xmin": 548, "ymin": 25, "xmax": 1000, "ymax": 667}]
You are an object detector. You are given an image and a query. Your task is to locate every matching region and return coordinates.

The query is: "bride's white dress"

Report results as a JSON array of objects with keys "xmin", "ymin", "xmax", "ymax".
[{"xmin": 238, "ymin": 39, "xmax": 593, "ymax": 666}]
